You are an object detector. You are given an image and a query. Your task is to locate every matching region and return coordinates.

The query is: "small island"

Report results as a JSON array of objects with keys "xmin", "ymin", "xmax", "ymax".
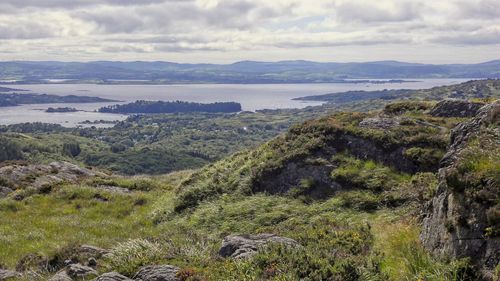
[
  {"xmin": 45, "ymin": 107, "xmax": 79, "ymax": 113},
  {"xmin": 98, "ymin": 100, "xmax": 242, "ymax": 114},
  {"xmin": 79, "ymin": 119, "xmax": 119, "ymax": 125},
  {"xmin": 0, "ymin": 86, "xmax": 26, "ymax": 92},
  {"xmin": 0, "ymin": 93, "xmax": 118, "ymax": 107}
]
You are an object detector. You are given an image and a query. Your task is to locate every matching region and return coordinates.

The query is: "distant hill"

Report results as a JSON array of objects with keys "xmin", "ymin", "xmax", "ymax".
[
  {"xmin": 0, "ymin": 60, "xmax": 499, "ymax": 84},
  {"xmin": 294, "ymin": 79, "xmax": 500, "ymax": 104}
]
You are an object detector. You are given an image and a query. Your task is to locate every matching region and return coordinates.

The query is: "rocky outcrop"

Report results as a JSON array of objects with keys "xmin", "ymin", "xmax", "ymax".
[
  {"xmin": 429, "ymin": 99, "xmax": 485, "ymax": 117},
  {"xmin": 0, "ymin": 161, "xmax": 95, "ymax": 189},
  {"xmin": 78, "ymin": 245, "xmax": 110, "ymax": 259},
  {"xmin": 359, "ymin": 117, "xmax": 400, "ymax": 130},
  {"xmin": 219, "ymin": 234, "xmax": 299, "ymax": 259},
  {"xmin": 0, "ymin": 269, "xmax": 21, "ymax": 280},
  {"xmin": 92, "ymin": 272, "xmax": 133, "ymax": 281},
  {"xmin": 66, "ymin": 263, "xmax": 98, "ymax": 279},
  {"xmin": 252, "ymin": 157, "xmax": 341, "ymax": 197},
  {"xmin": 133, "ymin": 265, "xmax": 180, "ymax": 281},
  {"xmin": 421, "ymin": 101, "xmax": 500, "ymax": 276},
  {"xmin": 0, "ymin": 161, "xmax": 99, "ymax": 198}
]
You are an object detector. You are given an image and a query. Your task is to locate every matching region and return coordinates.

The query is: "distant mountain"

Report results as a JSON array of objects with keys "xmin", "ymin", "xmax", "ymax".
[{"xmin": 0, "ymin": 60, "xmax": 499, "ymax": 84}]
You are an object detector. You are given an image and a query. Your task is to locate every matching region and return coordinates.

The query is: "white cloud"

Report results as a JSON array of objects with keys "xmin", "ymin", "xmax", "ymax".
[{"xmin": 0, "ymin": 0, "xmax": 498, "ymax": 63}]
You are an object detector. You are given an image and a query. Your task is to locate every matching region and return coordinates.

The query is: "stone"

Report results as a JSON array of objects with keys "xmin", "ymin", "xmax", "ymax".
[
  {"xmin": 0, "ymin": 269, "xmax": 21, "ymax": 280},
  {"xmin": 0, "ymin": 186, "xmax": 13, "ymax": 198},
  {"xmin": 79, "ymin": 244, "xmax": 109, "ymax": 258},
  {"xmin": 133, "ymin": 265, "xmax": 181, "ymax": 281},
  {"xmin": 429, "ymin": 99, "xmax": 485, "ymax": 117},
  {"xmin": 359, "ymin": 117, "xmax": 400, "ymax": 130},
  {"xmin": 219, "ymin": 234, "xmax": 299, "ymax": 259},
  {"xmin": 66, "ymin": 263, "xmax": 98, "ymax": 279},
  {"xmin": 48, "ymin": 271, "xmax": 73, "ymax": 281},
  {"xmin": 92, "ymin": 272, "xmax": 134, "ymax": 281}
]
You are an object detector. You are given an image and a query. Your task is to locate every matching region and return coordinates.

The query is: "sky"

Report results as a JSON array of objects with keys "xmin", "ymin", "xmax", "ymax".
[{"xmin": 0, "ymin": 0, "xmax": 499, "ymax": 63}]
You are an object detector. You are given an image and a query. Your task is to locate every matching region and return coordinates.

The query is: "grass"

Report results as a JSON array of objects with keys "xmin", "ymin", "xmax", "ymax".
[
  {"xmin": 0, "ymin": 173, "xmax": 187, "ymax": 268},
  {"xmin": 374, "ymin": 221, "xmax": 476, "ymax": 281},
  {"xmin": 0, "ymin": 175, "xmax": 477, "ymax": 280}
]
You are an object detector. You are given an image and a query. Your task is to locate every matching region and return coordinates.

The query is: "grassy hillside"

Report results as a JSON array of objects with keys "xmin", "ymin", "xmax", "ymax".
[{"xmin": 2, "ymin": 100, "xmax": 494, "ymax": 280}]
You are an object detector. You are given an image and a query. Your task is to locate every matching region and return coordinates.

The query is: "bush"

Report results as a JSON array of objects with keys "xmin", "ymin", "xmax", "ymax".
[
  {"xmin": 0, "ymin": 137, "xmax": 23, "ymax": 161},
  {"xmin": 62, "ymin": 142, "xmax": 81, "ymax": 157},
  {"xmin": 102, "ymin": 239, "xmax": 165, "ymax": 277},
  {"xmin": 383, "ymin": 101, "xmax": 433, "ymax": 116},
  {"xmin": 339, "ymin": 191, "xmax": 380, "ymax": 212},
  {"xmin": 404, "ymin": 147, "xmax": 443, "ymax": 170}
]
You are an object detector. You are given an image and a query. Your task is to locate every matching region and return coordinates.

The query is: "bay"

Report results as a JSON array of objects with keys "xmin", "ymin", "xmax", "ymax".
[{"xmin": 0, "ymin": 79, "xmax": 470, "ymax": 127}]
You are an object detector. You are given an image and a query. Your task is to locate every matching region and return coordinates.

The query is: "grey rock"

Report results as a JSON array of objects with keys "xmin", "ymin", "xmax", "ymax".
[
  {"xmin": 92, "ymin": 272, "xmax": 133, "ymax": 281},
  {"xmin": 0, "ymin": 161, "xmax": 96, "ymax": 193},
  {"xmin": 66, "ymin": 263, "xmax": 98, "ymax": 279},
  {"xmin": 359, "ymin": 117, "xmax": 400, "ymax": 130},
  {"xmin": 0, "ymin": 269, "xmax": 21, "ymax": 280},
  {"xmin": 0, "ymin": 186, "xmax": 13, "ymax": 198},
  {"xmin": 252, "ymin": 157, "xmax": 340, "ymax": 198},
  {"xmin": 133, "ymin": 265, "xmax": 180, "ymax": 281},
  {"xmin": 79, "ymin": 244, "xmax": 110, "ymax": 258},
  {"xmin": 421, "ymin": 101, "xmax": 500, "ymax": 273},
  {"xmin": 219, "ymin": 234, "xmax": 299, "ymax": 259},
  {"xmin": 48, "ymin": 271, "xmax": 72, "ymax": 281},
  {"xmin": 429, "ymin": 99, "xmax": 485, "ymax": 117}
]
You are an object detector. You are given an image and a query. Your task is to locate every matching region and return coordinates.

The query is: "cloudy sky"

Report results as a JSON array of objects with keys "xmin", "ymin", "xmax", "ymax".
[{"xmin": 0, "ymin": 0, "xmax": 499, "ymax": 63}]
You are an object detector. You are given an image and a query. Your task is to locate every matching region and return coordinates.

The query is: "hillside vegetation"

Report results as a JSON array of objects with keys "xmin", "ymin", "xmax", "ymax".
[
  {"xmin": 1, "ymin": 95, "xmax": 498, "ymax": 280},
  {"xmin": 1, "ymin": 79, "xmax": 498, "ymax": 176}
]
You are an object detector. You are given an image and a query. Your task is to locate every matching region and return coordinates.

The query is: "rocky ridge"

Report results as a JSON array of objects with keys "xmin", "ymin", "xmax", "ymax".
[{"xmin": 421, "ymin": 101, "xmax": 500, "ymax": 278}]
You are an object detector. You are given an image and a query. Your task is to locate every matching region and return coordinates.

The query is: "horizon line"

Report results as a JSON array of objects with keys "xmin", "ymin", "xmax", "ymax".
[{"xmin": 1, "ymin": 59, "xmax": 499, "ymax": 66}]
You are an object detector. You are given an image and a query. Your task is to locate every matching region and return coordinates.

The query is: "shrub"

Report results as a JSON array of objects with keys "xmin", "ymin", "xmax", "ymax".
[
  {"xmin": 62, "ymin": 142, "xmax": 81, "ymax": 157},
  {"xmin": 339, "ymin": 191, "xmax": 380, "ymax": 212},
  {"xmin": 383, "ymin": 101, "xmax": 434, "ymax": 115},
  {"xmin": 0, "ymin": 137, "xmax": 23, "ymax": 161},
  {"xmin": 102, "ymin": 239, "xmax": 165, "ymax": 276},
  {"xmin": 404, "ymin": 147, "xmax": 444, "ymax": 170}
]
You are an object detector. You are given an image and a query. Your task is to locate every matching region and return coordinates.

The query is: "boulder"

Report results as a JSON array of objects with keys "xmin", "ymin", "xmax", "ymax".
[
  {"xmin": 0, "ymin": 186, "xmax": 13, "ymax": 198},
  {"xmin": 429, "ymin": 99, "xmax": 484, "ymax": 117},
  {"xmin": 0, "ymin": 269, "xmax": 20, "ymax": 280},
  {"xmin": 133, "ymin": 265, "xmax": 180, "ymax": 281},
  {"xmin": 219, "ymin": 234, "xmax": 299, "ymax": 259},
  {"xmin": 48, "ymin": 271, "xmax": 73, "ymax": 281},
  {"xmin": 66, "ymin": 263, "xmax": 98, "ymax": 279},
  {"xmin": 92, "ymin": 272, "xmax": 133, "ymax": 281},
  {"xmin": 359, "ymin": 117, "xmax": 400, "ymax": 130},
  {"xmin": 79, "ymin": 244, "xmax": 110, "ymax": 259},
  {"xmin": 421, "ymin": 101, "xmax": 500, "ymax": 276}
]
